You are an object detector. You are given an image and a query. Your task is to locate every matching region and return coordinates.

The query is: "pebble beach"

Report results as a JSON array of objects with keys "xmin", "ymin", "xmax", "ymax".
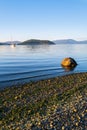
[{"xmin": 0, "ymin": 72, "xmax": 87, "ymax": 130}]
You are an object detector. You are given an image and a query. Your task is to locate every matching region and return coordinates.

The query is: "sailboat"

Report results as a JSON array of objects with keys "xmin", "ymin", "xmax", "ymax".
[
  {"xmin": 10, "ymin": 36, "xmax": 16, "ymax": 48},
  {"xmin": 11, "ymin": 43, "xmax": 16, "ymax": 48}
]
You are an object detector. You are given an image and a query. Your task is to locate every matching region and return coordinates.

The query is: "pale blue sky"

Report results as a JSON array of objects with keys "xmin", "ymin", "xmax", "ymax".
[{"xmin": 0, "ymin": 0, "xmax": 87, "ymax": 42}]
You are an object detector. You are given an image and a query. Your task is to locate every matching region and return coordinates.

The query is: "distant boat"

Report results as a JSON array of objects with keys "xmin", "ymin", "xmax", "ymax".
[
  {"xmin": 10, "ymin": 36, "xmax": 16, "ymax": 48},
  {"xmin": 10, "ymin": 43, "xmax": 16, "ymax": 48}
]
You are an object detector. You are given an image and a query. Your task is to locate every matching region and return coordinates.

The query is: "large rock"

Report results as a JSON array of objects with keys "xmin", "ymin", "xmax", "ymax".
[{"xmin": 61, "ymin": 57, "xmax": 77, "ymax": 67}]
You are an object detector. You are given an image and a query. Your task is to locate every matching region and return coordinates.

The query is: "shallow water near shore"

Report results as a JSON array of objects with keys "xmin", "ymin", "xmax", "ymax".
[{"xmin": 0, "ymin": 44, "xmax": 87, "ymax": 89}]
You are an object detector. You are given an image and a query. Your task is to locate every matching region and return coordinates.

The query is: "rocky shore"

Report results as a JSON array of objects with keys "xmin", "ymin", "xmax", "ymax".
[{"xmin": 0, "ymin": 72, "xmax": 87, "ymax": 130}]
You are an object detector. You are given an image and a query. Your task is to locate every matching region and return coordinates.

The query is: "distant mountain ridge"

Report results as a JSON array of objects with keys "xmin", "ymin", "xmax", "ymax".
[
  {"xmin": 53, "ymin": 39, "xmax": 87, "ymax": 44},
  {"xmin": 5, "ymin": 41, "xmax": 21, "ymax": 44},
  {"xmin": 0, "ymin": 41, "xmax": 20, "ymax": 45}
]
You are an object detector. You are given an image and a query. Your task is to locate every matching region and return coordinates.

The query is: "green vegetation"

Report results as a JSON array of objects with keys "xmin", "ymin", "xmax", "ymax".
[{"xmin": 0, "ymin": 73, "xmax": 87, "ymax": 129}]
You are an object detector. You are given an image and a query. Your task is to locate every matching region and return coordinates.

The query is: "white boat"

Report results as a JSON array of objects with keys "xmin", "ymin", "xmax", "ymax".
[{"xmin": 10, "ymin": 43, "xmax": 16, "ymax": 48}]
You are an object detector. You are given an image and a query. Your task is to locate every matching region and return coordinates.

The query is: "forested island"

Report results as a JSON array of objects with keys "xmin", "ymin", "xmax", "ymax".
[{"xmin": 18, "ymin": 39, "xmax": 55, "ymax": 45}]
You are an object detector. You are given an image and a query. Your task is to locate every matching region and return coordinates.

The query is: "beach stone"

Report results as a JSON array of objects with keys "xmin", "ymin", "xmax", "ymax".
[{"xmin": 61, "ymin": 57, "xmax": 77, "ymax": 67}]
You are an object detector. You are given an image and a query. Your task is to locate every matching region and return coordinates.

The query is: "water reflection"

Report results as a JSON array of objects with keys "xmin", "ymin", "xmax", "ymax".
[
  {"xmin": 61, "ymin": 65, "xmax": 77, "ymax": 71},
  {"xmin": 1, "ymin": 43, "xmax": 87, "ymax": 57},
  {"xmin": 19, "ymin": 44, "xmax": 51, "ymax": 52}
]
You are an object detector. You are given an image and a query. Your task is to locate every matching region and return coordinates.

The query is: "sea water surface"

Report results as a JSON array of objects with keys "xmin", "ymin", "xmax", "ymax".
[{"xmin": 0, "ymin": 44, "xmax": 87, "ymax": 89}]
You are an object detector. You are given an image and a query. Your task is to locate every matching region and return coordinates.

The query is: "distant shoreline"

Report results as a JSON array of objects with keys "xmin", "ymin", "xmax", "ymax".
[{"xmin": 0, "ymin": 39, "xmax": 87, "ymax": 45}]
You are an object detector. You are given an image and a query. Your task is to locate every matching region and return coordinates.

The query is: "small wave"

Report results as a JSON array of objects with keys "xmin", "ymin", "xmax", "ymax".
[
  {"xmin": 0, "ymin": 67, "xmax": 62, "ymax": 77},
  {"xmin": 0, "ymin": 71, "xmax": 65, "ymax": 84}
]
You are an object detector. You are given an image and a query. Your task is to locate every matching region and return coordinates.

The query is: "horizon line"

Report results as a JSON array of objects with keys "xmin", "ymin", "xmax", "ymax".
[{"xmin": 0, "ymin": 38, "xmax": 87, "ymax": 42}]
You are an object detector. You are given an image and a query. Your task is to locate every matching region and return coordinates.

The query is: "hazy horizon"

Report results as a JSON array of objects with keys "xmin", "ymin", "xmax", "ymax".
[
  {"xmin": 0, "ymin": 0, "xmax": 87, "ymax": 42},
  {"xmin": 1, "ymin": 38, "xmax": 87, "ymax": 43}
]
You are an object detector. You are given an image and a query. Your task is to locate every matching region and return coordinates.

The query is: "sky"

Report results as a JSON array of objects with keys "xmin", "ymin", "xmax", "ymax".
[{"xmin": 0, "ymin": 0, "xmax": 87, "ymax": 42}]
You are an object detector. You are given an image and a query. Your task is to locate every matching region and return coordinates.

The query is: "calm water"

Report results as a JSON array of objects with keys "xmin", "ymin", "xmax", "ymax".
[{"xmin": 0, "ymin": 44, "xmax": 87, "ymax": 89}]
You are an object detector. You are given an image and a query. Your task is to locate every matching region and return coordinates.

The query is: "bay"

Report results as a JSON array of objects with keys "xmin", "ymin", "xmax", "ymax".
[{"xmin": 0, "ymin": 44, "xmax": 87, "ymax": 89}]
